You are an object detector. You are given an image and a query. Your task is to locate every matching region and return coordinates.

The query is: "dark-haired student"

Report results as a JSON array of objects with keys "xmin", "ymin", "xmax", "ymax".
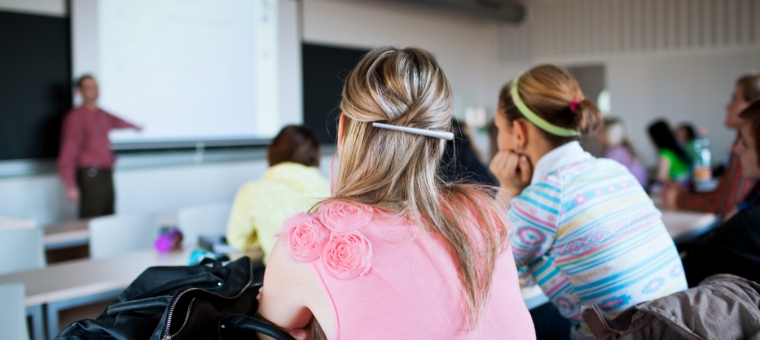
[
  {"xmin": 225, "ymin": 125, "xmax": 330, "ymax": 264},
  {"xmin": 490, "ymin": 65, "xmax": 687, "ymax": 339},
  {"xmin": 681, "ymin": 100, "xmax": 760, "ymax": 287},
  {"xmin": 58, "ymin": 75, "xmax": 141, "ymax": 218},
  {"xmin": 440, "ymin": 119, "xmax": 497, "ymax": 185},
  {"xmin": 647, "ymin": 119, "xmax": 691, "ymax": 185}
]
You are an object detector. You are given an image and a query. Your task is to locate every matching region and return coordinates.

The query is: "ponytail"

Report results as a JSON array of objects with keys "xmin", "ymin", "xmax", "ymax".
[
  {"xmin": 499, "ymin": 64, "xmax": 603, "ymax": 147},
  {"xmin": 573, "ymin": 99, "xmax": 603, "ymax": 135}
]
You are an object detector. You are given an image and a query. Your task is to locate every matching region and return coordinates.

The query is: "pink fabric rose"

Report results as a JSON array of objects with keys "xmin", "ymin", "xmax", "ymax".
[
  {"xmin": 284, "ymin": 213, "xmax": 329, "ymax": 262},
  {"xmin": 317, "ymin": 201, "xmax": 372, "ymax": 233},
  {"xmin": 322, "ymin": 231, "xmax": 373, "ymax": 280}
]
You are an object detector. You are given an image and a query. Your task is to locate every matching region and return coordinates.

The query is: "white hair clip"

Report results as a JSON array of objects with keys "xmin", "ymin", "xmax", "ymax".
[{"xmin": 372, "ymin": 122, "xmax": 454, "ymax": 141}]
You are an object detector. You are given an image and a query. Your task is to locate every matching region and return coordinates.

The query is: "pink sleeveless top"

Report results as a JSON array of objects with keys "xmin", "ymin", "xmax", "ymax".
[{"xmin": 281, "ymin": 200, "xmax": 535, "ymax": 340}]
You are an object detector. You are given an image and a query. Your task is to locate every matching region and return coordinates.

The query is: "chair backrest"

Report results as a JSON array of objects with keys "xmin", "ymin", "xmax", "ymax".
[
  {"xmin": 0, "ymin": 228, "xmax": 45, "ymax": 275},
  {"xmin": 0, "ymin": 283, "xmax": 30, "ymax": 340},
  {"xmin": 89, "ymin": 213, "xmax": 158, "ymax": 259},
  {"xmin": 176, "ymin": 202, "xmax": 232, "ymax": 248}
]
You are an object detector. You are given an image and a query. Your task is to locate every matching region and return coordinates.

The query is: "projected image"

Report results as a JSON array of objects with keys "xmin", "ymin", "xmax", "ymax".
[{"xmin": 74, "ymin": 0, "xmax": 279, "ymax": 143}]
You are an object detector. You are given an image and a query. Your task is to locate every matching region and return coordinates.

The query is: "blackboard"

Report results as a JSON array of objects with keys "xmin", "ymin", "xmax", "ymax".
[
  {"xmin": 0, "ymin": 11, "xmax": 72, "ymax": 161},
  {"xmin": 1, "ymin": 32, "xmax": 367, "ymax": 159},
  {"xmin": 302, "ymin": 43, "xmax": 370, "ymax": 144}
]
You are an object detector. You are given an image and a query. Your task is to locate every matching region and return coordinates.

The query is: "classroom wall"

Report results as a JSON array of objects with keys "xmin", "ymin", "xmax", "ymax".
[
  {"xmin": 490, "ymin": 47, "xmax": 760, "ymax": 167},
  {"xmin": 2, "ymin": 0, "xmax": 758, "ymax": 225},
  {"xmin": 602, "ymin": 48, "xmax": 760, "ymax": 166},
  {"xmin": 0, "ymin": 154, "xmax": 335, "ymax": 225},
  {"xmin": 0, "ymin": 0, "xmax": 309, "ymax": 226},
  {"xmin": 504, "ymin": 0, "xmax": 760, "ymax": 166},
  {"xmin": 301, "ymin": 0, "xmax": 504, "ymax": 119},
  {"xmin": 0, "ymin": 0, "xmax": 64, "ymax": 17}
]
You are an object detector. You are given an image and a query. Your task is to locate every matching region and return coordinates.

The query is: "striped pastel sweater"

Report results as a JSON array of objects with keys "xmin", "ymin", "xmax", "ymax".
[{"xmin": 509, "ymin": 142, "xmax": 687, "ymax": 339}]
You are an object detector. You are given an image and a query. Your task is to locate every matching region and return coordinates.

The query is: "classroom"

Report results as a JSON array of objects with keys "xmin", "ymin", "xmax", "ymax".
[{"xmin": 1, "ymin": 0, "xmax": 759, "ymax": 339}]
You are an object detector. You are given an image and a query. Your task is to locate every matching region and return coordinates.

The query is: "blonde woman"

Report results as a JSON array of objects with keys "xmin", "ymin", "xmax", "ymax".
[
  {"xmin": 598, "ymin": 117, "xmax": 647, "ymax": 187},
  {"xmin": 256, "ymin": 47, "xmax": 535, "ymax": 339}
]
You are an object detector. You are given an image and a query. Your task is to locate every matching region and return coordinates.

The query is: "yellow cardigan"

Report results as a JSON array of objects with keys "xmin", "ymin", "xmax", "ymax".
[{"xmin": 225, "ymin": 162, "xmax": 330, "ymax": 263}]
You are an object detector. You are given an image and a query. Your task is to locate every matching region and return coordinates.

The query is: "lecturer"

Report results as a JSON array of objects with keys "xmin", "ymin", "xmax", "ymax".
[{"xmin": 58, "ymin": 75, "xmax": 141, "ymax": 218}]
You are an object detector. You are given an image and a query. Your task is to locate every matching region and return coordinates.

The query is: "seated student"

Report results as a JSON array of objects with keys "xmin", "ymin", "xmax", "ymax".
[
  {"xmin": 598, "ymin": 117, "xmax": 647, "ymax": 188},
  {"xmin": 662, "ymin": 74, "xmax": 760, "ymax": 215},
  {"xmin": 648, "ymin": 120, "xmax": 692, "ymax": 185},
  {"xmin": 489, "ymin": 65, "xmax": 687, "ymax": 339},
  {"xmin": 440, "ymin": 119, "xmax": 498, "ymax": 185},
  {"xmin": 225, "ymin": 125, "xmax": 330, "ymax": 263},
  {"xmin": 256, "ymin": 47, "xmax": 535, "ymax": 339},
  {"xmin": 681, "ymin": 100, "xmax": 760, "ymax": 287}
]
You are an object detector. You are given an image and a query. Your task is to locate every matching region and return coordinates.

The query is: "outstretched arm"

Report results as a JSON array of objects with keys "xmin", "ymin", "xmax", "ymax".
[{"xmin": 106, "ymin": 112, "xmax": 141, "ymax": 130}]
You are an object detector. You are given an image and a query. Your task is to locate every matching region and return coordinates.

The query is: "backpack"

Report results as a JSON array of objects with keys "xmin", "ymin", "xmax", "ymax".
[
  {"xmin": 56, "ymin": 256, "xmax": 293, "ymax": 340},
  {"xmin": 582, "ymin": 274, "xmax": 760, "ymax": 340}
]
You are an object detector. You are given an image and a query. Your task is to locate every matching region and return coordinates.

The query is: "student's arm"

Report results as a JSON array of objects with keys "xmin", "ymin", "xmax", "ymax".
[
  {"xmin": 674, "ymin": 153, "xmax": 754, "ymax": 214},
  {"xmin": 508, "ymin": 183, "xmax": 562, "ymax": 267},
  {"xmin": 656, "ymin": 155, "xmax": 672, "ymax": 182},
  {"xmin": 256, "ymin": 238, "xmax": 326, "ymax": 339}
]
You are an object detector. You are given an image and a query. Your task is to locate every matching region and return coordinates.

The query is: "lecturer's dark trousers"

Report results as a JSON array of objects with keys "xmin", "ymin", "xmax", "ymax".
[{"xmin": 77, "ymin": 168, "xmax": 115, "ymax": 218}]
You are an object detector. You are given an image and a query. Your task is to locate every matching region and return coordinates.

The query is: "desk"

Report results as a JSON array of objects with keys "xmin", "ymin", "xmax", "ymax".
[
  {"xmin": 0, "ymin": 248, "xmax": 263, "ymax": 340},
  {"xmin": 0, "ymin": 216, "xmax": 36, "ymax": 230},
  {"xmin": 521, "ymin": 285, "xmax": 550, "ymax": 310},
  {"xmin": 43, "ymin": 220, "xmax": 89, "ymax": 251},
  {"xmin": 650, "ymin": 195, "xmax": 719, "ymax": 240},
  {"xmin": 660, "ymin": 210, "xmax": 718, "ymax": 240},
  {"xmin": 0, "ymin": 248, "xmax": 193, "ymax": 340}
]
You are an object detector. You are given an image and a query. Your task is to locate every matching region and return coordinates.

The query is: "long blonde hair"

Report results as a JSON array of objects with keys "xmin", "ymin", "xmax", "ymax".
[{"xmin": 321, "ymin": 46, "xmax": 509, "ymax": 324}]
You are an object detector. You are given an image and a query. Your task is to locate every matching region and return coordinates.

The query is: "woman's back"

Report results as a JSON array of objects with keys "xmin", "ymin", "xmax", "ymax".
[
  {"xmin": 257, "ymin": 46, "xmax": 534, "ymax": 340},
  {"xmin": 659, "ymin": 148, "xmax": 691, "ymax": 181},
  {"xmin": 282, "ymin": 201, "xmax": 535, "ymax": 339},
  {"xmin": 510, "ymin": 156, "xmax": 687, "ymax": 337},
  {"xmin": 226, "ymin": 162, "xmax": 330, "ymax": 261}
]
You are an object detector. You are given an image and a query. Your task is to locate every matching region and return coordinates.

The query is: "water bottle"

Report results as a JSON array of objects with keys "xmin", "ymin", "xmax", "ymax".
[{"xmin": 692, "ymin": 127, "xmax": 714, "ymax": 192}]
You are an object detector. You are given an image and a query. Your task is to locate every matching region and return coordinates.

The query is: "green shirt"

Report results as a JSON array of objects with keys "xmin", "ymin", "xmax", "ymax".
[{"xmin": 659, "ymin": 149, "xmax": 690, "ymax": 181}]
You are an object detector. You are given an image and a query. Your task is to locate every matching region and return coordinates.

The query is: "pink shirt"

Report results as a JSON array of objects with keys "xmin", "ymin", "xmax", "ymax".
[
  {"xmin": 58, "ymin": 106, "xmax": 136, "ymax": 189},
  {"xmin": 282, "ymin": 201, "xmax": 535, "ymax": 340}
]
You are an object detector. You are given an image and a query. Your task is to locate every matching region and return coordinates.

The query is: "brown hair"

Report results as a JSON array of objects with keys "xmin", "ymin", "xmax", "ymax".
[
  {"xmin": 739, "ymin": 100, "xmax": 760, "ymax": 167},
  {"xmin": 267, "ymin": 125, "xmax": 321, "ymax": 167},
  {"xmin": 325, "ymin": 46, "xmax": 509, "ymax": 325},
  {"xmin": 737, "ymin": 73, "xmax": 760, "ymax": 102},
  {"xmin": 498, "ymin": 64, "xmax": 603, "ymax": 146},
  {"xmin": 76, "ymin": 74, "xmax": 95, "ymax": 88}
]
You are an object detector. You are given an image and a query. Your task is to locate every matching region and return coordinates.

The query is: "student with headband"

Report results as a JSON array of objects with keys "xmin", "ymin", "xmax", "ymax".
[
  {"xmin": 490, "ymin": 65, "xmax": 687, "ymax": 339},
  {"xmin": 256, "ymin": 47, "xmax": 535, "ymax": 340}
]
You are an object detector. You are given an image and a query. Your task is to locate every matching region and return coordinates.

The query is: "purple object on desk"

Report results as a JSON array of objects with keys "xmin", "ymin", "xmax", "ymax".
[{"xmin": 154, "ymin": 228, "xmax": 183, "ymax": 253}]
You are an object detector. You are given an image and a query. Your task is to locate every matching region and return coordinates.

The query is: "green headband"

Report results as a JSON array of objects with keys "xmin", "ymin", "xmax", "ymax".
[{"xmin": 510, "ymin": 73, "xmax": 580, "ymax": 137}]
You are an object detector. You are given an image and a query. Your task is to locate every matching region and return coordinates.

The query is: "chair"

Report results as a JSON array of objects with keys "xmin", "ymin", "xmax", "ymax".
[
  {"xmin": 89, "ymin": 213, "xmax": 158, "ymax": 259},
  {"xmin": 0, "ymin": 283, "xmax": 30, "ymax": 340},
  {"xmin": 0, "ymin": 228, "xmax": 45, "ymax": 275},
  {"xmin": 176, "ymin": 202, "xmax": 233, "ymax": 249}
]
